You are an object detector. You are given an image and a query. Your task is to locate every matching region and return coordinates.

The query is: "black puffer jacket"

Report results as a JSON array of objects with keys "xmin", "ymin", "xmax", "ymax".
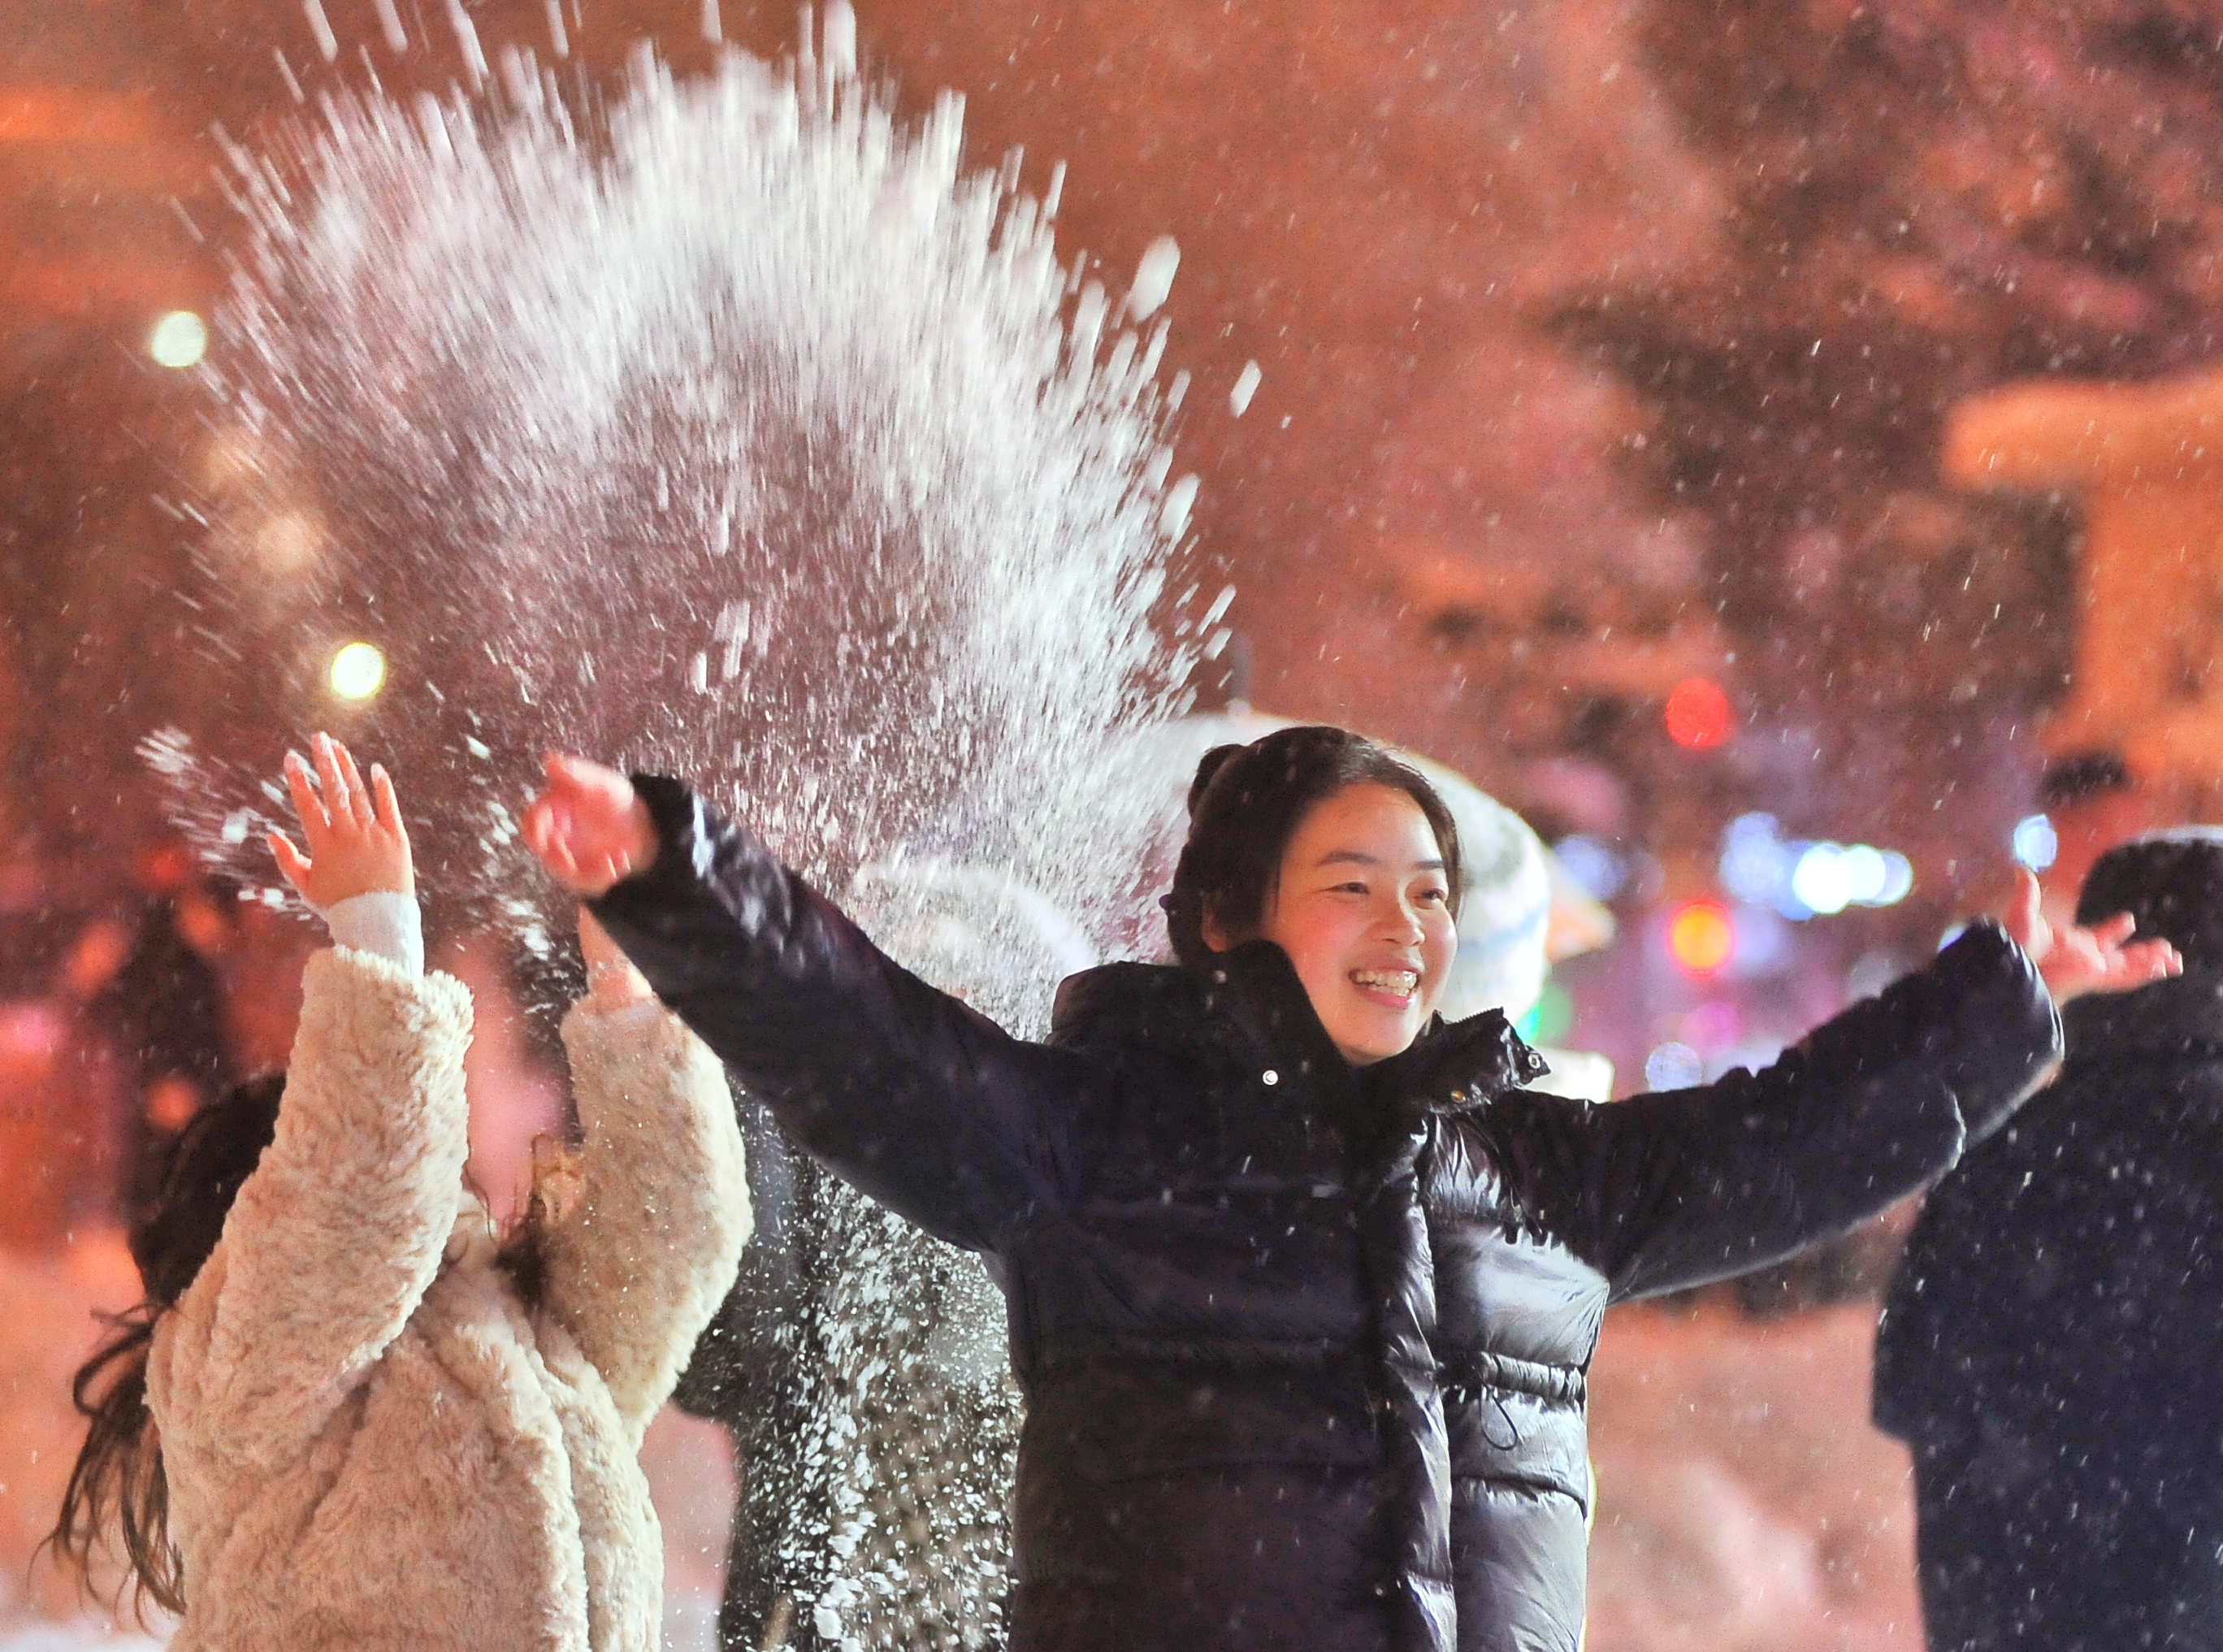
[{"xmin": 597, "ymin": 778, "xmax": 2062, "ymax": 1652}]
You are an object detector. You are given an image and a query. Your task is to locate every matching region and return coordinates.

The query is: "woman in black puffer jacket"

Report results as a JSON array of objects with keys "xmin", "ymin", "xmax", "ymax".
[{"xmin": 523, "ymin": 726, "xmax": 2138, "ymax": 1652}]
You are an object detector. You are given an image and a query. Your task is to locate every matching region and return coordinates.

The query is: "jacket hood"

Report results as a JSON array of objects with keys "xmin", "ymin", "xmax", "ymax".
[
  {"xmin": 2063, "ymin": 969, "xmax": 2223, "ymax": 1067},
  {"xmin": 1049, "ymin": 939, "xmax": 1547, "ymax": 1115},
  {"xmin": 2077, "ymin": 829, "xmax": 2223, "ymax": 971}
]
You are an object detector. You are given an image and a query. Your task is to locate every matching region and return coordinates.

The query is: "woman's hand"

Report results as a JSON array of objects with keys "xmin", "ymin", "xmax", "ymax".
[
  {"xmin": 1999, "ymin": 865, "xmax": 2182, "ymax": 1003},
  {"xmin": 578, "ymin": 906, "xmax": 653, "ymax": 1008},
  {"xmin": 523, "ymin": 752, "xmax": 657, "ymax": 898},
  {"xmin": 267, "ymin": 733, "xmax": 414, "ymax": 906}
]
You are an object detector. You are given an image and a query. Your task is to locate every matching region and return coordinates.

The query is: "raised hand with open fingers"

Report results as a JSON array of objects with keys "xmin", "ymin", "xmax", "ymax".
[
  {"xmin": 1997, "ymin": 865, "xmax": 2182, "ymax": 1004},
  {"xmin": 266, "ymin": 731, "xmax": 414, "ymax": 908},
  {"xmin": 522, "ymin": 752, "xmax": 657, "ymax": 898}
]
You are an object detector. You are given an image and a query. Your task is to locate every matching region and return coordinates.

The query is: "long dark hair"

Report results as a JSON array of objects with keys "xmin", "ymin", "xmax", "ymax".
[
  {"xmin": 1163, "ymin": 725, "xmax": 1464, "ymax": 968},
  {"xmin": 50, "ymin": 1073, "xmax": 284, "ymax": 1615}
]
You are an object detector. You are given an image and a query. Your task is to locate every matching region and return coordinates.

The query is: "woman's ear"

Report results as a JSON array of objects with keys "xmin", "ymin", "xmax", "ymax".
[{"xmin": 1199, "ymin": 908, "xmax": 1231, "ymax": 953}]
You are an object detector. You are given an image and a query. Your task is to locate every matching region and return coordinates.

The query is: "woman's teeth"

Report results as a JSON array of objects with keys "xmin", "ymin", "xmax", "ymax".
[{"xmin": 1351, "ymin": 969, "xmax": 1419, "ymax": 996}]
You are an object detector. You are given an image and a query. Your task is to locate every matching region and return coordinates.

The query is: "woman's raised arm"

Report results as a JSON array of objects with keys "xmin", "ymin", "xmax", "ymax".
[
  {"xmin": 1489, "ymin": 919, "xmax": 2063, "ymax": 1302},
  {"xmin": 526, "ymin": 757, "xmax": 1102, "ymax": 1253}
]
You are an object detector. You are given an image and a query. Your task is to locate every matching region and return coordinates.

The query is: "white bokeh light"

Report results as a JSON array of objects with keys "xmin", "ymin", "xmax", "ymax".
[
  {"xmin": 328, "ymin": 641, "xmax": 387, "ymax": 702},
  {"xmin": 2013, "ymin": 813, "xmax": 2059, "ymax": 871},
  {"xmin": 1644, "ymin": 1042, "xmax": 1705, "ymax": 1090},
  {"xmin": 1790, "ymin": 843, "xmax": 1855, "ymax": 916},
  {"xmin": 1843, "ymin": 843, "xmax": 1888, "ymax": 905},
  {"xmin": 150, "ymin": 310, "xmax": 209, "ymax": 369}
]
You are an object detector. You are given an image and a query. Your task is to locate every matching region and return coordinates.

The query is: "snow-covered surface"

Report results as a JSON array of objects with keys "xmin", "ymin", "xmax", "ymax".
[
  {"xmin": 0, "ymin": 1230, "xmax": 146, "ymax": 1635},
  {"xmin": 0, "ymin": 1624, "xmax": 166, "ymax": 1652},
  {"xmin": 639, "ymin": 1407, "xmax": 738, "ymax": 1651},
  {"xmin": 1588, "ymin": 1299, "xmax": 1923, "ymax": 1652}
]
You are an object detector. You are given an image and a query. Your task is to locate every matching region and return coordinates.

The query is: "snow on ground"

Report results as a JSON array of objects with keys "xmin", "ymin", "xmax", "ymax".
[
  {"xmin": 1588, "ymin": 1299, "xmax": 1925, "ymax": 1652},
  {"xmin": 0, "ymin": 1623, "xmax": 166, "ymax": 1651}
]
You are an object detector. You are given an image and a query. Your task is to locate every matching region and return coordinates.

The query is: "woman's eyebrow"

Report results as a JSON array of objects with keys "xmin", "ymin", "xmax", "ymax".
[{"xmin": 1316, "ymin": 849, "xmax": 1446, "ymax": 871}]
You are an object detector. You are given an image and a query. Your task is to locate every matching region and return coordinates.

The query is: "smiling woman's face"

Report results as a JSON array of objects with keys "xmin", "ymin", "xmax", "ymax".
[{"xmin": 1206, "ymin": 781, "xmax": 1458, "ymax": 1066}]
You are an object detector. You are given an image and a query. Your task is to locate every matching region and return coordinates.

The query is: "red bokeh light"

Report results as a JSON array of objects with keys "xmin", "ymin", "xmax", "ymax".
[
  {"xmin": 1667, "ymin": 901, "xmax": 1736, "ymax": 975},
  {"xmin": 1664, "ymin": 676, "xmax": 1734, "ymax": 749}
]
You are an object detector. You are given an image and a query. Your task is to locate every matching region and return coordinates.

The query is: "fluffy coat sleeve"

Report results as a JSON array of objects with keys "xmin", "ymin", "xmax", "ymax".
[
  {"xmin": 159, "ymin": 946, "xmax": 474, "ymax": 1473},
  {"xmin": 543, "ymin": 998, "xmax": 752, "ymax": 1440}
]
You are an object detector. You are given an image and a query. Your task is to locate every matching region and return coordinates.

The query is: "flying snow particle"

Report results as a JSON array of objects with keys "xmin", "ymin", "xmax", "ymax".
[
  {"xmin": 1229, "ymin": 360, "xmax": 1262, "ymax": 417},
  {"xmin": 1128, "ymin": 236, "xmax": 1181, "ymax": 321},
  {"xmin": 1159, "ymin": 474, "xmax": 1199, "ymax": 540},
  {"xmin": 372, "ymin": 0, "xmax": 407, "ymax": 53},
  {"xmin": 301, "ymin": 0, "xmax": 339, "ymax": 63},
  {"xmin": 446, "ymin": 0, "xmax": 488, "ymax": 85},
  {"xmin": 822, "ymin": 0, "xmax": 857, "ymax": 80}
]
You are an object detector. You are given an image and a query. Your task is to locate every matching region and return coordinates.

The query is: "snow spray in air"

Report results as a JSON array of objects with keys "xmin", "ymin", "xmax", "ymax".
[{"xmin": 150, "ymin": 10, "xmax": 1209, "ymax": 1643}]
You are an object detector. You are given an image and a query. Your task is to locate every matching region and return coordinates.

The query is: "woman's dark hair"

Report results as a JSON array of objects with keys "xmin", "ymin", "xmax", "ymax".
[
  {"xmin": 50, "ymin": 1072, "xmax": 284, "ymax": 1615},
  {"xmin": 1163, "ymin": 724, "xmax": 1463, "ymax": 968}
]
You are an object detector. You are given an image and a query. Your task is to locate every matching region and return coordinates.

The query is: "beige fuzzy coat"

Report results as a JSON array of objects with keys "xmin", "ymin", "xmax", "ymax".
[{"xmin": 145, "ymin": 946, "xmax": 750, "ymax": 1652}]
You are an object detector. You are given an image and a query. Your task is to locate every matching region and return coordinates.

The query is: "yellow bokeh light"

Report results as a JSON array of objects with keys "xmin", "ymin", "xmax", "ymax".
[
  {"xmin": 150, "ymin": 310, "xmax": 209, "ymax": 370},
  {"xmin": 1666, "ymin": 900, "xmax": 1736, "ymax": 976},
  {"xmin": 329, "ymin": 642, "xmax": 387, "ymax": 702}
]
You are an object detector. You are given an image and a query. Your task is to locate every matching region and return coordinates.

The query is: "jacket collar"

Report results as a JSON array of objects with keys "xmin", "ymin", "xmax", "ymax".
[{"xmin": 1049, "ymin": 939, "xmax": 1546, "ymax": 1114}]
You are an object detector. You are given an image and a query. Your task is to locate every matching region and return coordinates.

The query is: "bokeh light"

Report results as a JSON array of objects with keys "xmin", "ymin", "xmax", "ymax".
[
  {"xmin": 328, "ymin": 641, "xmax": 388, "ymax": 701},
  {"xmin": 255, "ymin": 512, "xmax": 323, "ymax": 574},
  {"xmin": 1667, "ymin": 900, "xmax": 1736, "ymax": 974},
  {"xmin": 1791, "ymin": 842, "xmax": 1854, "ymax": 915},
  {"xmin": 2013, "ymin": 813, "xmax": 2059, "ymax": 871},
  {"xmin": 149, "ymin": 310, "xmax": 209, "ymax": 369},
  {"xmin": 1518, "ymin": 981, "xmax": 1576, "ymax": 1045},
  {"xmin": 1644, "ymin": 1041, "xmax": 1705, "ymax": 1090},
  {"xmin": 1553, "ymin": 835, "xmax": 1626, "ymax": 901},
  {"xmin": 1663, "ymin": 676, "xmax": 1734, "ymax": 750}
]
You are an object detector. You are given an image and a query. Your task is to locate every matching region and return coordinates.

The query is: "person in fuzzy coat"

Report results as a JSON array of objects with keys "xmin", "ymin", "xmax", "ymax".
[{"xmin": 51, "ymin": 734, "xmax": 751, "ymax": 1652}]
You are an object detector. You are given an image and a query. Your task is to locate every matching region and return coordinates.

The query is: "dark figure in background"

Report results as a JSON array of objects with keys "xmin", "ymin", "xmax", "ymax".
[
  {"xmin": 1878, "ymin": 829, "xmax": 2223, "ymax": 1652},
  {"xmin": 90, "ymin": 873, "xmax": 239, "ymax": 1218}
]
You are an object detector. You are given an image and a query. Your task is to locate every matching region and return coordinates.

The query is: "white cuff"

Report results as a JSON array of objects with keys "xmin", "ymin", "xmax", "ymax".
[{"xmin": 321, "ymin": 892, "xmax": 424, "ymax": 977}]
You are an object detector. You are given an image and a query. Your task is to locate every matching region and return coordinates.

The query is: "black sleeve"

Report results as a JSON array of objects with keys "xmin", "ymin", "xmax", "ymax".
[
  {"xmin": 589, "ymin": 777, "xmax": 1103, "ymax": 1254},
  {"xmin": 1489, "ymin": 920, "xmax": 2061, "ymax": 1303}
]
